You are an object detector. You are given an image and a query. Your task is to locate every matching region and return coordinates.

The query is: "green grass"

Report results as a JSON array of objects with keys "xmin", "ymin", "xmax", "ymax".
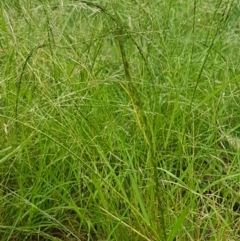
[{"xmin": 1, "ymin": 0, "xmax": 240, "ymax": 240}]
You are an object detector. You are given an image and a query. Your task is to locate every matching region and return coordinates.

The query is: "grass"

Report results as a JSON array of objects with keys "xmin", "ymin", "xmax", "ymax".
[{"xmin": 0, "ymin": 0, "xmax": 240, "ymax": 240}]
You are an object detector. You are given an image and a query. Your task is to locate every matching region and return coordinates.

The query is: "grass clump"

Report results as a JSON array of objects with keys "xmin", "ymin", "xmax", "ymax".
[{"xmin": 1, "ymin": 0, "xmax": 240, "ymax": 240}]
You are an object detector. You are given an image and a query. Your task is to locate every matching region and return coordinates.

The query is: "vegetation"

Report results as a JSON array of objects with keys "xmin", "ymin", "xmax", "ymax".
[{"xmin": 0, "ymin": 0, "xmax": 240, "ymax": 240}]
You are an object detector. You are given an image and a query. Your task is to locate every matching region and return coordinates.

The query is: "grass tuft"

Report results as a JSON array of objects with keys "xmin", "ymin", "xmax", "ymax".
[{"xmin": 1, "ymin": 0, "xmax": 240, "ymax": 240}]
